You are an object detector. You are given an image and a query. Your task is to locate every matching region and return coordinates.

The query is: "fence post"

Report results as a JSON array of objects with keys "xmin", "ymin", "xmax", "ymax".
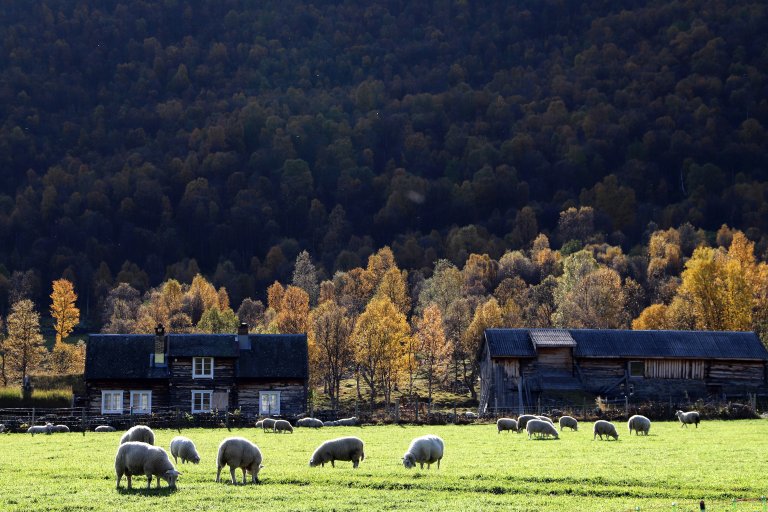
[
  {"xmin": 453, "ymin": 402, "xmax": 457, "ymax": 424},
  {"xmin": 415, "ymin": 397, "xmax": 419, "ymax": 422},
  {"xmin": 395, "ymin": 400, "xmax": 400, "ymax": 423},
  {"xmin": 700, "ymin": 500, "xmax": 706, "ymax": 511},
  {"xmin": 81, "ymin": 407, "xmax": 86, "ymax": 436},
  {"xmin": 176, "ymin": 408, "xmax": 181, "ymax": 433}
]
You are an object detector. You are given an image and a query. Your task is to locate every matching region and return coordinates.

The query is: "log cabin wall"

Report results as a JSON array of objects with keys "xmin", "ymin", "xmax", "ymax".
[
  {"xmin": 86, "ymin": 380, "xmax": 169, "ymax": 415},
  {"xmin": 237, "ymin": 380, "xmax": 306, "ymax": 416},
  {"xmin": 536, "ymin": 347, "xmax": 573, "ymax": 371},
  {"xmin": 169, "ymin": 357, "xmax": 236, "ymax": 412}
]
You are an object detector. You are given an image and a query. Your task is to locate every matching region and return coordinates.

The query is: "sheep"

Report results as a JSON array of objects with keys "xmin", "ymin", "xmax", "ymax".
[
  {"xmin": 170, "ymin": 436, "xmax": 200, "ymax": 464},
  {"xmin": 402, "ymin": 435, "xmax": 444, "ymax": 469},
  {"xmin": 323, "ymin": 420, "xmax": 341, "ymax": 427},
  {"xmin": 627, "ymin": 415, "xmax": 651, "ymax": 436},
  {"xmin": 559, "ymin": 416, "xmax": 578, "ymax": 431},
  {"xmin": 254, "ymin": 420, "xmax": 263, "ymax": 429},
  {"xmin": 297, "ymin": 418, "xmax": 323, "ymax": 428},
  {"xmin": 120, "ymin": 425, "xmax": 155, "ymax": 445},
  {"xmin": 52, "ymin": 424, "xmax": 70, "ymax": 433},
  {"xmin": 337, "ymin": 417, "xmax": 358, "ymax": 426},
  {"xmin": 273, "ymin": 419, "xmax": 293, "ymax": 434},
  {"xmin": 27, "ymin": 423, "xmax": 53, "ymax": 435},
  {"xmin": 216, "ymin": 437, "xmax": 263, "ymax": 484},
  {"xmin": 309, "ymin": 437, "xmax": 365, "ymax": 468},
  {"xmin": 0, "ymin": 424, "xmax": 5, "ymax": 433},
  {"xmin": 464, "ymin": 411, "xmax": 478, "ymax": 419},
  {"xmin": 496, "ymin": 418, "xmax": 519, "ymax": 434},
  {"xmin": 675, "ymin": 410, "xmax": 700, "ymax": 428},
  {"xmin": 593, "ymin": 420, "xmax": 619, "ymax": 440},
  {"xmin": 260, "ymin": 418, "xmax": 276, "ymax": 432},
  {"xmin": 95, "ymin": 425, "xmax": 116, "ymax": 432},
  {"xmin": 115, "ymin": 441, "xmax": 180, "ymax": 490},
  {"xmin": 517, "ymin": 414, "xmax": 538, "ymax": 430},
  {"xmin": 526, "ymin": 419, "xmax": 559, "ymax": 440},
  {"xmin": 536, "ymin": 415, "xmax": 554, "ymax": 424}
]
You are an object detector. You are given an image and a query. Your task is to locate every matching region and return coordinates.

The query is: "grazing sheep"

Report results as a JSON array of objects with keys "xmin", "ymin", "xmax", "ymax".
[
  {"xmin": 402, "ymin": 435, "xmax": 444, "ymax": 469},
  {"xmin": 170, "ymin": 436, "xmax": 200, "ymax": 464},
  {"xmin": 297, "ymin": 418, "xmax": 323, "ymax": 428},
  {"xmin": 517, "ymin": 414, "xmax": 537, "ymax": 430},
  {"xmin": 120, "ymin": 425, "xmax": 155, "ymax": 445},
  {"xmin": 115, "ymin": 441, "xmax": 180, "ymax": 490},
  {"xmin": 216, "ymin": 437, "xmax": 263, "ymax": 484},
  {"xmin": 559, "ymin": 416, "xmax": 578, "ymax": 431},
  {"xmin": 593, "ymin": 420, "xmax": 619, "ymax": 440},
  {"xmin": 309, "ymin": 437, "xmax": 365, "ymax": 468},
  {"xmin": 496, "ymin": 418, "xmax": 519, "ymax": 434},
  {"xmin": 254, "ymin": 420, "xmax": 263, "ymax": 429},
  {"xmin": 0, "ymin": 424, "xmax": 5, "ymax": 433},
  {"xmin": 261, "ymin": 418, "xmax": 276, "ymax": 432},
  {"xmin": 526, "ymin": 419, "xmax": 559, "ymax": 440},
  {"xmin": 273, "ymin": 419, "xmax": 294, "ymax": 434},
  {"xmin": 27, "ymin": 423, "xmax": 53, "ymax": 435},
  {"xmin": 627, "ymin": 415, "xmax": 651, "ymax": 436},
  {"xmin": 52, "ymin": 424, "xmax": 70, "ymax": 433},
  {"xmin": 536, "ymin": 415, "xmax": 554, "ymax": 424},
  {"xmin": 464, "ymin": 411, "xmax": 478, "ymax": 419},
  {"xmin": 323, "ymin": 420, "xmax": 341, "ymax": 427},
  {"xmin": 675, "ymin": 410, "xmax": 700, "ymax": 428},
  {"xmin": 95, "ymin": 425, "xmax": 116, "ymax": 432},
  {"xmin": 337, "ymin": 417, "xmax": 358, "ymax": 426}
]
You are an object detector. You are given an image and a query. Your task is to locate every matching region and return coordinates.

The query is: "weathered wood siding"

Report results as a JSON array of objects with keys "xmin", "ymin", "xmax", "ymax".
[
  {"xmin": 237, "ymin": 380, "xmax": 306, "ymax": 416},
  {"xmin": 708, "ymin": 361, "xmax": 766, "ymax": 388},
  {"xmin": 86, "ymin": 380, "xmax": 169, "ymax": 415},
  {"xmin": 577, "ymin": 358, "xmax": 625, "ymax": 391},
  {"xmin": 646, "ymin": 359, "xmax": 705, "ymax": 379},
  {"xmin": 536, "ymin": 347, "xmax": 573, "ymax": 371},
  {"xmin": 169, "ymin": 357, "xmax": 236, "ymax": 411}
]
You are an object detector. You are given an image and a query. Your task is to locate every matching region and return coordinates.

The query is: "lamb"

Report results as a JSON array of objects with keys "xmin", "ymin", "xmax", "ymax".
[
  {"xmin": 627, "ymin": 415, "xmax": 651, "ymax": 436},
  {"xmin": 95, "ymin": 425, "xmax": 116, "ymax": 432},
  {"xmin": 309, "ymin": 436, "xmax": 365, "ymax": 468},
  {"xmin": 273, "ymin": 419, "xmax": 293, "ymax": 434},
  {"xmin": 526, "ymin": 419, "xmax": 559, "ymax": 440},
  {"xmin": 675, "ymin": 410, "xmax": 700, "ymax": 428},
  {"xmin": 496, "ymin": 418, "xmax": 519, "ymax": 433},
  {"xmin": 120, "ymin": 425, "xmax": 155, "ymax": 445},
  {"xmin": 27, "ymin": 423, "xmax": 53, "ymax": 435},
  {"xmin": 517, "ymin": 414, "xmax": 538, "ymax": 430},
  {"xmin": 402, "ymin": 435, "xmax": 444, "ymax": 469},
  {"xmin": 52, "ymin": 424, "xmax": 70, "ymax": 433},
  {"xmin": 216, "ymin": 437, "xmax": 264, "ymax": 484},
  {"xmin": 536, "ymin": 415, "xmax": 554, "ymax": 424},
  {"xmin": 559, "ymin": 416, "xmax": 578, "ymax": 431},
  {"xmin": 593, "ymin": 420, "xmax": 619, "ymax": 440},
  {"xmin": 297, "ymin": 418, "xmax": 324, "ymax": 428},
  {"xmin": 115, "ymin": 441, "xmax": 180, "ymax": 490},
  {"xmin": 337, "ymin": 417, "xmax": 358, "ymax": 426},
  {"xmin": 170, "ymin": 436, "xmax": 200, "ymax": 464}
]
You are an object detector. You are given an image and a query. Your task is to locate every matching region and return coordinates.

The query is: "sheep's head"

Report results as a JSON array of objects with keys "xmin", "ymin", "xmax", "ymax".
[
  {"xmin": 163, "ymin": 469, "xmax": 181, "ymax": 488},
  {"xmin": 402, "ymin": 453, "xmax": 416, "ymax": 469},
  {"xmin": 309, "ymin": 456, "xmax": 319, "ymax": 467},
  {"xmin": 190, "ymin": 453, "xmax": 200, "ymax": 464}
]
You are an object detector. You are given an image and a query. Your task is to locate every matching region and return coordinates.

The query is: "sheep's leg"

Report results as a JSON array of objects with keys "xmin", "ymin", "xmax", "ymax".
[
  {"xmin": 437, "ymin": 459, "xmax": 440, "ymax": 469},
  {"xmin": 352, "ymin": 459, "xmax": 358, "ymax": 469},
  {"xmin": 127, "ymin": 474, "xmax": 132, "ymax": 490},
  {"xmin": 116, "ymin": 471, "xmax": 123, "ymax": 489},
  {"xmin": 216, "ymin": 466, "xmax": 222, "ymax": 483},
  {"xmin": 242, "ymin": 468, "xmax": 247, "ymax": 485},
  {"xmin": 331, "ymin": 460, "xmax": 335, "ymax": 468},
  {"xmin": 230, "ymin": 467, "xmax": 237, "ymax": 484},
  {"xmin": 146, "ymin": 475, "xmax": 152, "ymax": 489}
]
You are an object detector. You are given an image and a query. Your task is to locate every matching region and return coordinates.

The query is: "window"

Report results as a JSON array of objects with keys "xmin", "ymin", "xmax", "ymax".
[
  {"xmin": 192, "ymin": 390, "xmax": 213, "ymax": 413},
  {"xmin": 259, "ymin": 391, "xmax": 280, "ymax": 415},
  {"xmin": 629, "ymin": 361, "xmax": 645, "ymax": 378},
  {"xmin": 130, "ymin": 391, "xmax": 152, "ymax": 414},
  {"xmin": 101, "ymin": 390, "xmax": 123, "ymax": 414},
  {"xmin": 193, "ymin": 357, "xmax": 214, "ymax": 378}
]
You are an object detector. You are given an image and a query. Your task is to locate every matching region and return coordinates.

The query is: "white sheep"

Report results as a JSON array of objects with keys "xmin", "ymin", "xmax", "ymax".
[
  {"xmin": 254, "ymin": 420, "xmax": 263, "ymax": 429},
  {"xmin": 526, "ymin": 419, "xmax": 559, "ymax": 440},
  {"xmin": 536, "ymin": 415, "xmax": 554, "ymax": 424},
  {"xmin": 593, "ymin": 420, "xmax": 619, "ymax": 440},
  {"xmin": 627, "ymin": 415, "xmax": 651, "ymax": 436},
  {"xmin": 170, "ymin": 436, "xmax": 200, "ymax": 464},
  {"xmin": 559, "ymin": 416, "xmax": 578, "ymax": 431},
  {"xmin": 120, "ymin": 425, "xmax": 155, "ymax": 445},
  {"xmin": 323, "ymin": 420, "xmax": 341, "ymax": 427},
  {"xmin": 27, "ymin": 423, "xmax": 53, "ymax": 435},
  {"xmin": 52, "ymin": 424, "xmax": 70, "ymax": 433},
  {"xmin": 309, "ymin": 437, "xmax": 365, "ymax": 468},
  {"xmin": 337, "ymin": 417, "xmax": 358, "ymax": 426},
  {"xmin": 517, "ymin": 414, "xmax": 537, "ymax": 430},
  {"xmin": 402, "ymin": 435, "xmax": 444, "ymax": 469},
  {"xmin": 95, "ymin": 425, "xmax": 116, "ymax": 432},
  {"xmin": 273, "ymin": 419, "xmax": 293, "ymax": 433},
  {"xmin": 496, "ymin": 418, "xmax": 519, "ymax": 433},
  {"xmin": 0, "ymin": 424, "xmax": 5, "ymax": 433},
  {"xmin": 675, "ymin": 410, "xmax": 700, "ymax": 428},
  {"xmin": 260, "ymin": 418, "xmax": 276, "ymax": 432},
  {"xmin": 216, "ymin": 437, "xmax": 264, "ymax": 484},
  {"xmin": 464, "ymin": 411, "xmax": 478, "ymax": 419},
  {"xmin": 115, "ymin": 441, "xmax": 180, "ymax": 490},
  {"xmin": 297, "ymin": 418, "xmax": 323, "ymax": 428}
]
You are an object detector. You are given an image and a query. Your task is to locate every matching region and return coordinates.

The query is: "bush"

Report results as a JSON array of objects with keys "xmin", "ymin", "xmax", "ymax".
[{"xmin": 0, "ymin": 387, "xmax": 72, "ymax": 408}]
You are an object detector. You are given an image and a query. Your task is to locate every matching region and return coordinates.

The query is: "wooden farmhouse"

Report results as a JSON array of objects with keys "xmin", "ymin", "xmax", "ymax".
[
  {"xmin": 84, "ymin": 324, "xmax": 308, "ymax": 417},
  {"xmin": 478, "ymin": 328, "xmax": 768, "ymax": 414}
]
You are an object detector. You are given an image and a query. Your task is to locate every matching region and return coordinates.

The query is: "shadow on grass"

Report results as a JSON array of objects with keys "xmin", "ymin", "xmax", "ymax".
[{"xmin": 116, "ymin": 486, "xmax": 179, "ymax": 496}]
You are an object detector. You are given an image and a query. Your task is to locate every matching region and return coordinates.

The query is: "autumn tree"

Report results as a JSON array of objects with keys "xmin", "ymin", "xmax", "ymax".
[
  {"xmin": 415, "ymin": 304, "xmax": 450, "ymax": 410},
  {"xmin": 50, "ymin": 278, "xmax": 80, "ymax": 344},
  {"xmin": 0, "ymin": 317, "xmax": 6, "ymax": 386},
  {"xmin": 461, "ymin": 298, "xmax": 502, "ymax": 399},
  {"xmin": 197, "ymin": 305, "xmax": 239, "ymax": 333},
  {"xmin": 292, "ymin": 250, "xmax": 320, "ymax": 306},
  {"xmin": 237, "ymin": 298, "xmax": 266, "ymax": 331},
  {"xmin": 183, "ymin": 274, "xmax": 219, "ymax": 325},
  {"xmin": 48, "ymin": 339, "xmax": 85, "ymax": 375},
  {"xmin": 101, "ymin": 283, "xmax": 141, "ymax": 333},
  {"xmin": 5, "ymin": 300, "xmax": 46, "ymax": 383},
  {"xmin": 308, "ymin": 300, "xmax": 354, "ymax": 412},
  {"xmin": 276, "ymin": 285, "xmax": 310, "ymax": 334},
  {"xmin": 416, "ymin": 259, "xmax": 463, "ymax": 315},
  {"xmin": 374, "ymin": 267, "xmax": 410, "ymax": 315}
]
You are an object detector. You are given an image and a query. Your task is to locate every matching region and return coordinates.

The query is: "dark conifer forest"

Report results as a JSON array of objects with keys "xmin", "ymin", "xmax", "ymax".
[{"xmin": 0, "ymin": 0, "xmax": 766, "ymax": 324}]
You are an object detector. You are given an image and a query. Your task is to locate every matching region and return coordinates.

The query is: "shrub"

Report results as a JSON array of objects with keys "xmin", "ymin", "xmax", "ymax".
[{"xmin": 0, "ymin": 387, "xmax": 72, "ymax": 408}]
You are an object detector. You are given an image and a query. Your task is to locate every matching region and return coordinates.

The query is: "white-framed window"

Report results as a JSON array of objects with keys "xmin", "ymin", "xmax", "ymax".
[
  {"xmin": 101, "ymin": 390, "xmax": 124, "ymax": 414},
  {"xmin": 130, "ymin": 390, "xmax": 152, "ymax": 414},
  {"xmin": 192, "ymin": 390, "xmax": 213, "ymax": 413},
  {"xmin": 193, "ymin": 357, "xmax": 214, "ymax": 378},
  {"xmin": 629, "ymin": 360, "xmax": 645, "ymax": 378},
  {"xmin": 259, "ymin": 391, "xmax": 280, "ymax": 415}
]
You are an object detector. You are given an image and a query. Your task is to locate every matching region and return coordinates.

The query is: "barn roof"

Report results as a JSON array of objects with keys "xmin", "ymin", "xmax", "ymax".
[
  {"xmin": 168, "ymin": 334, "xmax": 239, "ymax": 357},
  {"xmin": 237, "ymin": 334, "xmax": 309, "ymax": 379},
  {"xmin": 85, "ymin": 335, "xmax": 169, "ymax": 380},
  {"xmin": 483, "ymin": 328, "xmax": 768, "ymax": 361}
]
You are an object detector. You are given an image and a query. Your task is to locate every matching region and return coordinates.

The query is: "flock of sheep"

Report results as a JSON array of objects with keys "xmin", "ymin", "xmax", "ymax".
[{"xmin": 496, "ymin": 409, "xmax": 701, "ymax": 440}]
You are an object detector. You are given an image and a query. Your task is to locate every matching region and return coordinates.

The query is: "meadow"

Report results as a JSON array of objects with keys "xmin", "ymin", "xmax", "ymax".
[{"xmin": 0, "ymin": 421, "xmax": 766, "ymax": 511}]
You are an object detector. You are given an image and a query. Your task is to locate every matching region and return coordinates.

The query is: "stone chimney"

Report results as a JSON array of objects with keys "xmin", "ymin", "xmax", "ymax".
[
  {"xmin": 154, "ymin": 324, "xmax": 166, "ymax": 365},
  {"xmin": 238, "ymin": 322, "xmax": 251, "ymax": 350}
]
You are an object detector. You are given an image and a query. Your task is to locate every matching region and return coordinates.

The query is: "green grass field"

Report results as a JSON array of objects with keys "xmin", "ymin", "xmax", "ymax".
[{"xmin": 1, "ymin": 421, "xmax": 766, "ymax": 511}]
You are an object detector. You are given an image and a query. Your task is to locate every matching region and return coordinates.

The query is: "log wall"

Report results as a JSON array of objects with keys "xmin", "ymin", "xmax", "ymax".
[
  {"xmin": 86, "ymin": 380, "xmax": 170, "ymax": 415},
  {"xmin": 169, "ymin": 357, "xmax": 236, "ymax": 411},
  {"xmin": 237, "ymin": 380, "xmax": 306, "ymax": 416}
]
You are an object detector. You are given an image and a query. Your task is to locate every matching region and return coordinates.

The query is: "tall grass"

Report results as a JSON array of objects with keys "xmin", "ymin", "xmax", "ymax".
[{"xmin": 0, "ymin": 387, "xmax": 72, "ymax": 408}]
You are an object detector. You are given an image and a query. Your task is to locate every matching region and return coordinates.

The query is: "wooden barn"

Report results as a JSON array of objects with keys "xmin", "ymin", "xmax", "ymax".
[
  {"xmin": 478, "ymin": 328, "xmax": 768, "ymax": 414},
  {"xmin": 84, "ymin": 324, "xmax": 308, "ymax": 417}
]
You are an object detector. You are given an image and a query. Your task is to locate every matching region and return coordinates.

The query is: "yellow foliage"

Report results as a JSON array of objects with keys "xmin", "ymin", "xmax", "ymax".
[
  {"xmin": 50, "ymin": 279, "xmax": 79, "ymax": 343},
  {"xmin": 632, "ymin": 304, "xmax": 669, "ymax": 330},
  {"xmin": 277, "ymin": 285, "xmax": 310, "ymax": 334}
]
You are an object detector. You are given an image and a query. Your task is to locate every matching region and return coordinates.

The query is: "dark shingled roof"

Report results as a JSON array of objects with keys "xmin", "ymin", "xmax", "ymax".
[
  {"xmin": 237, "ymin": 334, "xmax": 309, "ymax": 379},
  {"xmin": 484, "ymin": 329, "xmax": 536, "ymax": 358},
  {"xmin": 168, "ymin": 334, "xmax": 239, "ymax": 357},
  {"xmin": 85, "ymin": 335, "xmax": 169, "ymax": 379},
  {"xmin": 571, "ymin": 329, "xmax": 768, "ymax": 360}
]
